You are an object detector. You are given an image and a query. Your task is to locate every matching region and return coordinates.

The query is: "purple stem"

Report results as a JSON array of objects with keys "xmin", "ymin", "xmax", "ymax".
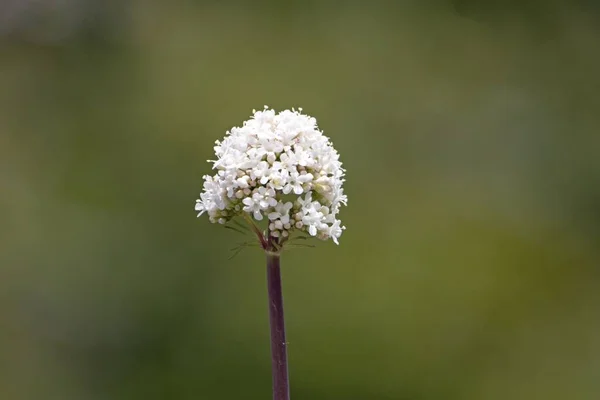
[{"xmin": 266, "ymin": 252, "xmax": 290, "ymax": 400}]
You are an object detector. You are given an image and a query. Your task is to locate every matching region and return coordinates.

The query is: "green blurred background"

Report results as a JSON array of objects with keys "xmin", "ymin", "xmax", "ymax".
[{"xmin": 2, "ymin": 1, "xmax": 600, "ymax": 399}]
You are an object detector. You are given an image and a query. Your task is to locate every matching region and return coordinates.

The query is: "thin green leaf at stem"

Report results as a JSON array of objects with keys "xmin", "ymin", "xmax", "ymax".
[
  {"xmin": 243, "ymin": 213, "xmax": 268, "ymax": 249},
  {"xmin": 224, "ymin": 225, "xmax": 248, "ymax": 235},
  {"xmin": 228, "ymin": 247, "xmax": 243, "ymax": 260},
  {"xmin": 229, "ymin": 241, "xmax": 259, "ymax": 251},
  {"xmin": 228, "ymin": 241, "xmax": 261, "ymax": 259},
  {"xmin": 288, "ymin": 235, "xmax": 310, "ymax": 242},
  {"xmin": 232, "ymin": 219, "xmax": 251, "ymax": 232},
  {"xmin": 285, "ymin": 243, "xmax": 316, "ymax": 250}
]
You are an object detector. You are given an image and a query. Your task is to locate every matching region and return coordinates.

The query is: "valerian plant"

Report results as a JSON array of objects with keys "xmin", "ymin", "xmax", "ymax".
[{"xmin": 195, "ymin": 106, "xmax": 347, "ymax": 400}]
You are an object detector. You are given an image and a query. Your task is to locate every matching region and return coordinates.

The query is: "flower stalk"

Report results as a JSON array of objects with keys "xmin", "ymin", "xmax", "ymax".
[
  {"xmin": 266, "ymin": 252, "xmax": 290, "ymax": 400},
  {"xmin": 194, "ymin": 107, "xmax": 347, "ymax": 400}
]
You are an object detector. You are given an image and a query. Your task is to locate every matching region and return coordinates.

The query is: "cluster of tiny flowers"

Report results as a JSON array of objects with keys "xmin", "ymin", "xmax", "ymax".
[{"xmin": 195, "ymin": 106, "xmax": 347, "ymax": 244}]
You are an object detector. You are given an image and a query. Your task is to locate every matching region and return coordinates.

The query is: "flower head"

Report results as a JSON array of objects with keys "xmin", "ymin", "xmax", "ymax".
[{"xmin": 195, "ymin": 106, "xmax": 347, "ymax": 245}]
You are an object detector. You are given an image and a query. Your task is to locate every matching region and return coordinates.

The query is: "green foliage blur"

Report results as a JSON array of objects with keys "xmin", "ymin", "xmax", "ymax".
[{"xmin": 2, "ymin": 1, "xmax": 600, "ymax": 399}]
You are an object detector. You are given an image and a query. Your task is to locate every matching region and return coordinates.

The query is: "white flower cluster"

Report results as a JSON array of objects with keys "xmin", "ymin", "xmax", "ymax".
[{"xmin": 195, "ymin": 106, "xmax": 347, "ymax": 244}]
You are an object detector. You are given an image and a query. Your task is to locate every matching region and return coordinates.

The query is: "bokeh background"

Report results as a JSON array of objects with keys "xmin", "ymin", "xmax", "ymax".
[{"xmin": 2, "ymin": 1, "xmax": 600, "ymax": 399}]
